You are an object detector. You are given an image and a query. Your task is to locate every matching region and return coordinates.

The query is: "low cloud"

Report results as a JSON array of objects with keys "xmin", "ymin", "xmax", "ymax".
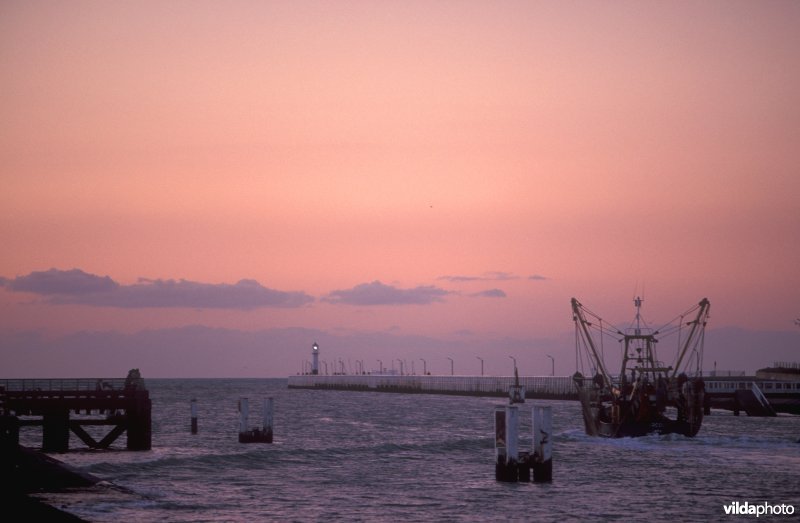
[
  {"xmin": 1, "ymin": 268, "xmax": 313, "ymax": 309},
  {"xmin": 438, "ymin": 271, "xmax": 519, "ymax": 282},
  {"xmin": 529, "ymin": 274, "xmax": 548, "ymax": 281},
  {"xmin": 323, "ymin": 280, "xmax": 450, "ymax": 305},
  {"xmin": 4, "ymin": 268, "xmax": 119, "ymax": 295},
  {"xmin": 469, "ymin": 289, "xmax": 507, "ymax": 298}
]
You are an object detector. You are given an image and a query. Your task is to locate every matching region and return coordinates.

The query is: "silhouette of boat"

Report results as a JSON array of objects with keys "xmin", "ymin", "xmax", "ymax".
[{"xmin": 571, "ymin": 297, "xmax": 710, "ymax": 437}]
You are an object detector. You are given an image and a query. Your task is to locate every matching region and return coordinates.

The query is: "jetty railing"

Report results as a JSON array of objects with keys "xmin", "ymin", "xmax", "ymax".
[
  {"xmin": 288, "ymin": 374, "xmax": 577, "ymax": 399},
  {"xmin": 1, "ymin": 379, "xmax": 127, "ymax": 393}
]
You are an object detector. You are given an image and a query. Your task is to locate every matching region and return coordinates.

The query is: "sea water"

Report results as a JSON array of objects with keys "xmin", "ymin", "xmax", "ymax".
[{"xmin": 27, "ymin": 378, "xmax": 800, "ymax": 522}]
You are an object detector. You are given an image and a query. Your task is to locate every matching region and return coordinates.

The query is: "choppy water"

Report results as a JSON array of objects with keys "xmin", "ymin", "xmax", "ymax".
[{"xmin": 26, "ymin": 379, "xmax": 800, "ymax": 522}]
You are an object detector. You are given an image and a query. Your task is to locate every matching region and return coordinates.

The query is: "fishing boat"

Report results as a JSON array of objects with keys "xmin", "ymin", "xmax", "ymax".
[{"xmin": 571, "ymin": 296, "xmax": 710, "ymax": 438}]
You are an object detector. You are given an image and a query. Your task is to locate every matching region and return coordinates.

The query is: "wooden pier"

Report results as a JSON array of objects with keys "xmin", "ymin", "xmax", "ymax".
[{"xmin": 0, "ymin": 371, "xmax": 152, "ymax": 452}]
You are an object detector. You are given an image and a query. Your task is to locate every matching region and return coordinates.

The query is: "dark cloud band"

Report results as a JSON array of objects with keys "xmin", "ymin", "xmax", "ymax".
[{"xmin": 1, "ymin": 269, "xmax": 313, "ymax": 309}]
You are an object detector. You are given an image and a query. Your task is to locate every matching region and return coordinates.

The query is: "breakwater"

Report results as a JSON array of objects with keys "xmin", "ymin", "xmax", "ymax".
[{"xmin": 287, "ymin": 374, "xmax": 577, "ymax": 400}]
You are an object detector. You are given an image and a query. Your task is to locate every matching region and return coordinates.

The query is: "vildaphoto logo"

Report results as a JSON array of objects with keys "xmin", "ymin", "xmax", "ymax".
[{"xmin": 723, "ymin": 501, "xmax": 795, "ymax": 517}]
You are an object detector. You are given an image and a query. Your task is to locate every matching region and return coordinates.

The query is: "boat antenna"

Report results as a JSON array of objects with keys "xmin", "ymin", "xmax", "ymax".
[{"xmin": 634, "ymin": 296, "xmax": 643, "ymax": 336}]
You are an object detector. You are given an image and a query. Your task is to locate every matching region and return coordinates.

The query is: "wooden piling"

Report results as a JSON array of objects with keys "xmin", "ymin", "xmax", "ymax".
[
  {"xmin": 191, "ymin": 398, "xmax": 198, "ymax": 434},
  {"xmin": 262, "ymin": 397, "xmax": 273, "ymax": 443},
  {"xmin": 532, "ymin": 405, "xmax": 553, "ymax": 482},
  {"xmin": 238, "ymin": 397, "xmax": 249, "ymax": 437},
  {"xmin": 494, "ymin": 405, "xmax": 524, "ymax": 482}
]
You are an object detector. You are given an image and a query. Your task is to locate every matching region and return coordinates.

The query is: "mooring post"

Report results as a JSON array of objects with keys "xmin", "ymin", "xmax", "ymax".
[
  {"xmin": 262, "ymin": 397, "xmax": 274, "ymax": 443},
  {"xmin": 494, "ymin": 405, "xmax": 522, "ymax": 482},
  {"xmin": 239, "ymin": 397, "xmax": 249, "ymax": 437},
  {"xmin": 191, "ymin": 398, "xmax": 198, "ymax": 434},
  {"xmin": 505, "ymin": 405, "xmax": 520, "ymax": 481},
  {"xmin": 532, "ymin": 405, "xmax": 553, "ymax": 482},
  {"xmin": 494, "ymin": 406, "xmax": 507, "ymax": 481}
]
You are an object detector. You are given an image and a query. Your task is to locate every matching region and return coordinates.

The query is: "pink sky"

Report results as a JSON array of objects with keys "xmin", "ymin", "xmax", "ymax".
[{"xmin": 1, "ymin": 1, "xmax": 798, "ymax": 377}]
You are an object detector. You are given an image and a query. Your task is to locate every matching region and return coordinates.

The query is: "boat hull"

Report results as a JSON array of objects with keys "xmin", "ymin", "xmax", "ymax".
[{"xmin": 575, "ymin": 376, "xmax": 705, "ymax": 438}]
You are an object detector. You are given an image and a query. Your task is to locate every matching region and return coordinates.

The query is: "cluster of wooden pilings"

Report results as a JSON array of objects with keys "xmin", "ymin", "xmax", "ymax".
[
  {"xmin": 188, "ymin": 396, "xmax": 275, "ymax": 443},
  {"xmin": 495, "ymin": 405, "xmax": 552, "ymax": 483},
  {"xmin": 237, "ymin": 397, "xmax": 274, "ymax": 443}
]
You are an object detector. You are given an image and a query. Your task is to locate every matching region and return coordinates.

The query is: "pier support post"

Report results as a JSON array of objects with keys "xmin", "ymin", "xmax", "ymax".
[
  {"xmin": 126, "ymin": 390, "xmax": 152, "ymax": 451},
  {"xmin": 0, "ymin": 414, "xmax": 20, "ymax": 450},
  {"xmin": 532, "ymin": 405, "xmax": 553, "ymax": 482},
  {"xmin": 42, "ymin": 410, "xmax": 70, "ymax": 453},
  {"xmin": 191, "ymin": 398, "xmax": 198, "ymax": 434},
  {"xmin": 262, "ymin": 397, "xmax": 274, "ymax": 443}
]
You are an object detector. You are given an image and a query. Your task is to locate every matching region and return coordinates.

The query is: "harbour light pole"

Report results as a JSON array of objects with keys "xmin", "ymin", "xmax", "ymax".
[
  {"xmin": 546, "ymin": 355, "xmax": 554, "ymax": 376},
  {"xmin": 447, "ymin": 357, "xmax": 454, "ymax": 376},
  {"xmin": 476, "ymin": 356, "xmax": 484, "ymax": 376},
  {"xmin": 420, "ymin": 358, "xmax": 427, "ymax": 375},
  {"xmin": 397, "ymin": 359, "xmax": 404, "ymax": 375},
  {"xmin": 509, "ymin": 355, "xmax": 517, "ymax": 374},
  {"xmin": 377, "ymin": 359, "xmax": 383, "ymax": 374}
]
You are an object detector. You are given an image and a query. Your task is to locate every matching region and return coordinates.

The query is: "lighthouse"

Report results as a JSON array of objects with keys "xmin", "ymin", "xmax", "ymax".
[{"xmin": 312, "ymin": 342, "xmax": 319, "ymax": 375}]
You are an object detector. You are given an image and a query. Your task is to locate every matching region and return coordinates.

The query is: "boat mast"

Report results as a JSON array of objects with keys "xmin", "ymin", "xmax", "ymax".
[
  {"xmin": 621, "ymin": 296, "xmax": 658, "ymax": 379},
  {"xmin": 634, "ymin": 296, "xmax": 643, "ymax": 336},
  {"xmin": 571, "ymin": 298, "xmax": 612, "ymax": 385},
  {"xmin": 670, "ymin": 298, "xmax": 711, "ymax": 379}
]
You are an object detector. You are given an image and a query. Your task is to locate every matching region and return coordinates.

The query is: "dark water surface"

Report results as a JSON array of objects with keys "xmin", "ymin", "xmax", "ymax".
[{"xmin": 28, "ymin": 379, "xmax": 800, "ymax": 522}]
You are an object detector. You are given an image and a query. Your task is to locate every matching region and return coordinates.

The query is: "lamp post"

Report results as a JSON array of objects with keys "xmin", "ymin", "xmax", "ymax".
[
  {"xmin": 476, "ymin": 356, "xmax": 484, "ymax": 376},
  {"xmin": 420, "ymin": 358, "xmax": 427, "ymax": 375},
  {"xmin": 546, "ymin": 354, "xmax": 554, "ymax": 376},
  {"xmin": 397, "ymin": 359, "xmax": 404, "ymax": 376},
  {"xmin": 322, "ymin": 360, "xmax": 328, "ymax": 375},
  {"xmin": 509, "ymin": 355, "xmax": 517, "ymax": 374},
  {"xmin": 377, "ymin": 359, "xmax": 383, "ymax": 374},
  {"xmin": 447, "ymin": 357, "xmax": 454, "ymax": 376}
]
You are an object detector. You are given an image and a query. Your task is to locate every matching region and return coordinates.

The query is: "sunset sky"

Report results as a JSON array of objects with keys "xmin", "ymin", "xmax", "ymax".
[{"xmin": 2, "ymin": 1, "xmax": 798, "ymax": 378}]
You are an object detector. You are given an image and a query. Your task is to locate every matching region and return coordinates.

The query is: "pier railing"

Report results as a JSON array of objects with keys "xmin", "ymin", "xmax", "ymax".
[
  {"xmin": 1, "ymin": 378, "xmax": 127, "ymax": 392},
  {"xmin": 288, "ymin": 374, "xmax": 577, "ymax": 399}
]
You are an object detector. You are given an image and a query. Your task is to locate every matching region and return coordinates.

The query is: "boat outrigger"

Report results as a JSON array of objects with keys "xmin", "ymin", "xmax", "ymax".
[{"xmin": 571, "ymin": 297, "xmax": 710, "ymax": 438}]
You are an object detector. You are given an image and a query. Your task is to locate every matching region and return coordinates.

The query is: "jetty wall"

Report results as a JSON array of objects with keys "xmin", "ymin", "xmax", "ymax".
[{"xmin": 287, "ymin": 374, "xmax": 577, "ymax": 400}]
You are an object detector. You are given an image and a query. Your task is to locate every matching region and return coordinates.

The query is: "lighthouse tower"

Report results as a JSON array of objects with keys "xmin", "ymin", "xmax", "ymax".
[{"xmin": 312, "ymin": 342, "xmax": 319, "ymax": 375}]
